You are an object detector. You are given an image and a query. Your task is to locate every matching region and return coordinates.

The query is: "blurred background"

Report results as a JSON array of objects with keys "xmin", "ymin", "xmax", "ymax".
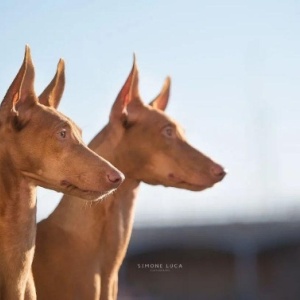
[{"xmin": 0, "ymin": 0, "xmax": 299, "ymax": 299}]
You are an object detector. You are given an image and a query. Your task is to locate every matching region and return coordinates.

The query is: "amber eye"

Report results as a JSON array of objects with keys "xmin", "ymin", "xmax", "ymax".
[
  {"xmin": 162, "ymin": 125, "xmax": 175, "ymax": 138},
  {"xmin": 58, "ymin": 129, "xmax": 67, "ymax": 139}
]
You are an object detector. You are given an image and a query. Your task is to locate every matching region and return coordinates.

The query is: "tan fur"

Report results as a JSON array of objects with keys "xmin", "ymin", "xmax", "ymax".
[
  {"xmin": 33, "ymin": 58, "xmax": 226, "ymax": 300},
  {"xmin": 0, "ymin": 46, "xmax": 123, "ymax": 300}
]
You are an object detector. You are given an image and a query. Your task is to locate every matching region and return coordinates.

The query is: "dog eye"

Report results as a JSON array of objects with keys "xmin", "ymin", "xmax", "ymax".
[
  {"xmin": 162, "ymin": 125, "xmax": 175, "ymax": 138},
  {"xmin": 58, "ymin": 129, "xmax": 67, "ymax": 139}
]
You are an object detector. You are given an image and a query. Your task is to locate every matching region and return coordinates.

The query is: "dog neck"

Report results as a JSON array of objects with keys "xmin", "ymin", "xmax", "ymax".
[{"xmin": 0, "ymin": 150, "xmax": 37, "ymax": 299}]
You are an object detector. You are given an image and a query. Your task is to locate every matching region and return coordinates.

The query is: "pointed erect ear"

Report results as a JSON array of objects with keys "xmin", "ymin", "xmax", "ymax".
[
  {"xmin": 149, "ymin": 77, "xmax": 171, "ymax": 111},
  {"xmin": 1, "ymin": 45, "xmax": 36, "ymax": 114},
  {"xmin": 39, "ymin": 59, "xmax": 65, "ymax": 109},
  {"xmin": 109, "ymin": 54, "xmax": 142, "ymax": 125}
]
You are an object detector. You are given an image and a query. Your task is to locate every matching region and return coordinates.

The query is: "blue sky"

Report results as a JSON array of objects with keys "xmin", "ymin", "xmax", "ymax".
[{"xmin": 1, "ymin": 0, "xmax": 299, "ymax": 226}]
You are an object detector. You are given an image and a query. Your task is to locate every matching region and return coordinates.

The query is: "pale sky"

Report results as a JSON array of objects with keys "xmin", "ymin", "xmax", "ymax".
[{"xmin": 0, "ymin": 0, "xmax": 299, "ymax": 226}]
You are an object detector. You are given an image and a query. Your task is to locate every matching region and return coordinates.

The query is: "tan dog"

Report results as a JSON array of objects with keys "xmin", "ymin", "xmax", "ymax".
[
  {"xmin": 0, "ymin": 46, "xmax": 124, "ymax": 300},
  {"xmin": 33, "ymin": 58, "xmax": 226, "ymax": 300}
]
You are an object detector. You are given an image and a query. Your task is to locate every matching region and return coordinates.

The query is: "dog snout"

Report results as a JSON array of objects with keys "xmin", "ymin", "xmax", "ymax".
[
  {"xmin": 107, "ymin": 169, "xmax": 125, "ymax": 187},
  {"xmin": 210, "ymin": 163, "xmax": 226, "ymax": 181}
]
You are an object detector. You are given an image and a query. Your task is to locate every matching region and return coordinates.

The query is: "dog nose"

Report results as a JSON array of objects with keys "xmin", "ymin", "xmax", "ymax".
[
  {"xmin": 107, "ymin": 170, "xmax": 125, "ymax": 186},
  {"xmin": 210, "ymin": 164, "xmax": 226, "ymax": 180}
]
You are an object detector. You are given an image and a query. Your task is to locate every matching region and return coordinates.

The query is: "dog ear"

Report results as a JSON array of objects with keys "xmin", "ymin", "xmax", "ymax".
[
  {"xmin": 39, "ymin": 59, "xmax": 65, "ymax": 109},
  {"xmin": 1, "ymin": 45, "xmax": 37, "ymax": 116},
  {"xmin": 149, "ymin": 77, "xmax": 171, "ymax": 111},
  {"xmin": 110, "ymin": 54, "xmax": 143, "ymax": 127}
]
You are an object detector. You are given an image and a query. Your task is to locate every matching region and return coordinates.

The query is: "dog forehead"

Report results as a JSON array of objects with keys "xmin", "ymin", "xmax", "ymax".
[
  {"xmin": 37, "ymin": 105, "xmax": 67, "ymax": 123},
  {"xmin": 147, "ymin": 107, "xmax": 178, "ymax": 127},
  {"xmin": 32, "ymin": 106, "xmax": 74, "ymax": 134},
  {"xmin": 69, "ymin": 119, "xmax": 82, "ymax": 135}
]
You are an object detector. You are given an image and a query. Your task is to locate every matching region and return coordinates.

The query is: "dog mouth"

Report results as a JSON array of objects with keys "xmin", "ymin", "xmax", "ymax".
[
  {"xmin": 168, "ymin": 173, "xmax": 212, "ymax": 191},
  {"xmin": 60, "ymin": 180, "xmax": 114, "ymax": 201}
]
